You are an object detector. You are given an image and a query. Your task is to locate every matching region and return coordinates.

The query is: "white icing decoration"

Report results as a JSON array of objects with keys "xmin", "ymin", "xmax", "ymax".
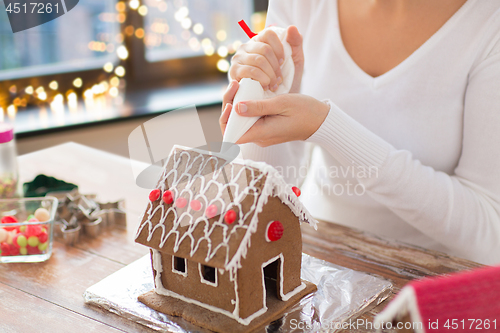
[
  {"xmin": 374, "ymin": 286, "xmax": 425, "ymax": 333},
  {"xmin": 172, "ymin": 256, "xmax": 187, "ymax": 277},
  {"xmin": 141, "ymin": 146, "xmax": 317, "ymax": 324},
  {"xmin": 198, "ymin": 263, "xmax": 218, "ymax": 287}
]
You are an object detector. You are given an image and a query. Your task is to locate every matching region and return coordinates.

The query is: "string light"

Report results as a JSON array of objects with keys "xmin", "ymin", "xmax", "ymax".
[
  {"xmin": 216, "ymin": 30, "xmax": 227, "ymax": 42},
  {"xmin": 216, "ymin": 59, "xmax": 230, "ymax": 72},
  {"xmin": 117, "ymin": 45, "xmax": 129, "ymax": 60},
  {"xmin": 135, "ymin": 28, "xmax": 145, "ymax": 39},
  {"xmin": 25, "ymin": 86, "xmax": 34, "ymax": 94},
  {"xmin": 38, "ymin": 91, "xmax": 47, "ymax": 101},
  {"xmin": 53, "ymin": 94, "xmax": 64, "ymax": 103},
  {"xmin": 174, "ymin": 7, "xmax": 189, "ymax": 21},
  {"xmin": 193, "ymin": 23, "xmax": 203, "ymax": 35},
  {"xmin": 129, "ymin": 0, "xmax": 139, "ymax": 10},
  {"xmin": 7, "ymin": 105, "xmax": 16, "ymax": 119},
  {"xmin": 115, "ymin": 1, "xmax": 126, "ymax": 12},
  {"xmin": 217, "ymin": 46, "xmax": 228, "ymax": 57},
  {"xmin": 114, "ymin": 66, "xmax": 126, "ymax": 77},
  {"xmin": 103, "ymin": 62, "xmax": 114, "ymax": 73},
  {"xmin": 109, "ymin": 87, "xmax": 119, "ymax": 97},
  {"xmin": 68, "ymin": 92, "xmax": 78, "ymax": 110},
  {"xmin": 9, "ymin": 85, "xmax": 17, "ymax": 94},
  {"xmin": 125, "ymin": 25, "xmax": 134, "ymax": 36},
  {"xmin": 73, "ymin": 78, "xmax": 83, "ymax": 88},
  {"xmin": 181, "ymin": 18, "xmax": 192, "ymax": 29},
  {"xmin": 138, "ymin": 5, "xmax": 148, "ymax": 16},
  {"xmin": 49, "ymin": 81, "xmax": 58, "ymax": 90},
  {"xmin": 110, "ymin": 77, "xmax": 120, "ymax": 87},
  {"xmin": 35, "ymin": 86, "xmax": 44, "ymax": 94}
]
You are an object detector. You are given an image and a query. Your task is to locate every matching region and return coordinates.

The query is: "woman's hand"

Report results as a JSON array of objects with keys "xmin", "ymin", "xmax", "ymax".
[
  {"xmin": 220, "ymin": 80, "xmax": 330, "ymax": 147},
  {"xmin": 229, "ymin": 26, "xmax": 304, "ymax": 93}
]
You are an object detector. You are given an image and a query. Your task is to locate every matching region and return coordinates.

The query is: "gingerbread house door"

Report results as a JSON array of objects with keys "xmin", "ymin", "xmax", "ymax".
[{"xmin": 262, "ymin": 256, "xmax": 282, "ymax": 302}]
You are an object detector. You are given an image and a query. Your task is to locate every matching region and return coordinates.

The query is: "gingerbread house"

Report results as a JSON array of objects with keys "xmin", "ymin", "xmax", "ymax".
[
  {"xmin": 374, "ymin": 265, "xmax": 500, "ymax": 333},
  {"xmin": 135, "ymin": 146, "xmax": 317, "ymax": 331}
]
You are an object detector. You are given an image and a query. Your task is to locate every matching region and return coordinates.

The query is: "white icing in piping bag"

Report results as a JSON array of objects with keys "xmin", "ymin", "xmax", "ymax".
[
  {"xmin": 223, "ymin": 26, "xmax": 294, "ymax": 145},
  {"xmin": 223, "ymin": 78, "xmax": 264, "ymax": 144}
]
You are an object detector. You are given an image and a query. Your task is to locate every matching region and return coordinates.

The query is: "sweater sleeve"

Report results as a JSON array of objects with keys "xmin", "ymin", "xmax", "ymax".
[{"xmin": 307, "ymin": 47, "xmax": 500, "ymax": 265}]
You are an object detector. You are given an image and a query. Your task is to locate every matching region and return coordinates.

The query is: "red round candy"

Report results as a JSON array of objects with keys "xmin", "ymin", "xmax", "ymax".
[
  {"xmin": 190, "ymin": 200, "xmax": 202, "ymax": 211},
  {"xmin": 149, "ymin": 189, "xmax": 161, "ymax": 202},
  {"xmin": 267, "ymin": 221, "xmax": 284, "ymax": 242},
  {"xmin": 9, "ymin": 244, "xmax": 19, "ymax": 256},
  {"xmin": 175, "ymin": 197, "xmax": 187, "ymax": 208},
  {"xmin": 291, "ymin": 186, "xmax": 301, "ymax": 197},
  {"xmin": 224, "ymin": 210, "xmax": 237, "ymax": 224},
  {"xmin": 1, "ymin": 216, "xmax": 17, "ymax": 224},
  {"xmin": 27, "ymin": 245, "xmax": 40, "ymax": 255},
  {"xmin": 162, "ymin": 190, "xmax": 174, "ymax": 204},
  {"xmin": 25, "ymin": 225, "xmax": 42, "ymax": 237},
  {"xmin": 1, "ymin": 242, "xmax": 10, "ymax": 256},
  {"xmin": 12, "ymin": 235, "xmax": 21, "ymax": 249},
  {"xmin": 205, "ymin": 205, "xmax": 218, "ymax": 219},
  {"xmin": 38, "ymin": 231, "xmax": 48, "ymax": 244},
  {"xmin": 1, "ymin": 216, "xmax": 18, "ymax": 231}
]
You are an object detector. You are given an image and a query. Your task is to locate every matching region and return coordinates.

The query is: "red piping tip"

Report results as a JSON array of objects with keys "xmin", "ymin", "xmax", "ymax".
[{"xmin": 238, "ymin": 20, "xmax": 257, "ymax": 39}]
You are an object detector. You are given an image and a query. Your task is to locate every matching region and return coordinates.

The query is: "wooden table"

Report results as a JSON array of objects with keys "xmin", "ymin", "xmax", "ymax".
[{"xmin": 0, "ymin": 143, "xmax": 482, "ymax": 332}]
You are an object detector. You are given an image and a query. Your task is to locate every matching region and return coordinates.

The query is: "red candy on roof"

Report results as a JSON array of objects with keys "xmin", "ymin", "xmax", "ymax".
[
  {"xmin": 190, "ymin": 200, "xmax": 202, "ymax": 211},
  {"xmin": 162, "ymin": 190, "xmax": 174, "ymax": 204},
  {"xmin": 205, "ymin": 205, "xmax": 218, "ymax": 219},
  {"xmin": 291, "ymin": 186, "xmax": 301, "ymax": 197},
  {"xmin": 175, "ymin": 197, "xmax": 187, "ymax": 208},
  {"xmin": 224, "ymin": 210, "xmax": 236, "ymax": 224},
  {"xmin": 149, "ymin": 189, "xmax": 161, "ymax": 202}
]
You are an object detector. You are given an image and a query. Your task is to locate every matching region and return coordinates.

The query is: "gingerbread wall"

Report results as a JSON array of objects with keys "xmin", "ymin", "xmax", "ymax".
[
  {"xmin": 235, "ymin": 196, "xmax": 303, "ymax": 319},
  {"xmin": 157, "ymin": 253, "xmax": 236, "ymax": 313}
]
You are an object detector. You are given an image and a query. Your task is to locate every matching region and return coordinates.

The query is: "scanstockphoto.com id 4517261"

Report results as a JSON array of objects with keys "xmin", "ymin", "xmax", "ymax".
[{"xmin": 288, "ymin": 318, "xmax": 424, "ymax": 331}]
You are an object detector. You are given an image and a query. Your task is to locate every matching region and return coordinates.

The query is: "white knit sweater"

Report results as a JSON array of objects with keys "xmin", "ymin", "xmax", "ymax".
[{"xmin": 239, "ymin": 0, "xmax": 500, "ymax": 264}]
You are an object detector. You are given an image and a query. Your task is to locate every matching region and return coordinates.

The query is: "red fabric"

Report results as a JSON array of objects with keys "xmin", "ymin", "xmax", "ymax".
[{"xmin": 410, "ymin": 265, "xmax": 500, "ymax": 332}]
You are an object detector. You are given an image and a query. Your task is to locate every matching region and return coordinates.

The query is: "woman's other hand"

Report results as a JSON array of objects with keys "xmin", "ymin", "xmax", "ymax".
[
  {"xmin": 229, "ymin": 26, "xmax": 304, "ymax": 93},
  {"xmin": 220, "ymin": 81, "xmax": 330, "ymax": 147}
]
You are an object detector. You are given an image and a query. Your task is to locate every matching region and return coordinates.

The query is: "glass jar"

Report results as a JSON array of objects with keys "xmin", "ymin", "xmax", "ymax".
[{"xmin": 0, "ymin": 124, "xmax": 21, "ymax": 199}]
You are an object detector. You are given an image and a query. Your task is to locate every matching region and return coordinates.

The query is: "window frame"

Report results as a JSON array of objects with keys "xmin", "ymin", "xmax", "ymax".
[
  {"xmin": 198, "ymin": 263, "xmax": 217, "ymax": 287},
  {"xmin": 172, "ymin": 256, "xmax": 188, "ymax": 276}
]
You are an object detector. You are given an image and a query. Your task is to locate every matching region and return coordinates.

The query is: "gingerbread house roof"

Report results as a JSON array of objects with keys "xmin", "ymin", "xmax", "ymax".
[
  {"xmin": 135, "ymin": 145, "xmax": 317, "ymax": 272},
  {"xmin": 375, "ymin": 265, "xmax": 500, "ymax": 333}
]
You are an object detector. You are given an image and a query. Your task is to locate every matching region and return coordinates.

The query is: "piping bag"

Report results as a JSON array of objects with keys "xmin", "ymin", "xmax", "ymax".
[{"xmin": 222, "ymin": 20, "xmax": 295, "ymax": 147}]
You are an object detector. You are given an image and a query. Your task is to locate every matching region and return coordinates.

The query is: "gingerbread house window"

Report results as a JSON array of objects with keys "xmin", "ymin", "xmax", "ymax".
[
  {"xmin": 172, "ymin": 256, "xmax": 187, "ymax": 275},
  {"xmin": 199, "ymin": 263, "xmax": 217, "ymax": 286}
]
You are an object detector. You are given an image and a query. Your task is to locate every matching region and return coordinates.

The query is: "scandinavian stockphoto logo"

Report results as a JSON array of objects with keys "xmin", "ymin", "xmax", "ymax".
[
  {"xmin": 128, "ymin": 105, "xmax": 241, "ymax": 189},
  {"xmin": 3, "ymin": 0, "xmax": 79, "ymax": 33}
]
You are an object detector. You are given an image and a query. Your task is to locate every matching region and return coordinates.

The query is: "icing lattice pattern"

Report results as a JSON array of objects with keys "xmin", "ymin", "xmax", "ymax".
[{"xmin": 135, "ymin": 146, "xmax": 317, "ymax": 271}]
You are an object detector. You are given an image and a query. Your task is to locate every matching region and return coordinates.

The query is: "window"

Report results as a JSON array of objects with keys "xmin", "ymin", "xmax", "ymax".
[
  {"xmin": 172, "ymin": 256, "xmax": 187, "ymax": 275},
  {"xmin": 143, "ymin": 0, "xmax": 252, "ymax": 62},
  {"xmin": 0, "ymin": 0, "xmax": 119, "ymax": 80},
  {"xmin": 0, "ymin": 0, "xmax": 261, "ymax": 125},
  {"xmin": 128, "ymin": 0, "xmax": 254, "ymax": 83},
  {"xmin": 199, "ymin": 263, "xmax": 217, "ymax": 286}
]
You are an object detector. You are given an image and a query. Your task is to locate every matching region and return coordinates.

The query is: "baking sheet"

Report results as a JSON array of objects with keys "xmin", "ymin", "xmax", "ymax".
[{"xmin": 83, "ymin": 253, "xmax": 392, "ymax": 332}]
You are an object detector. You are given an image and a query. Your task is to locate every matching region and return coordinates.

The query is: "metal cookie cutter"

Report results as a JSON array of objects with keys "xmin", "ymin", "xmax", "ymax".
[
  {"xmin": 47, "ymin": 190, "xmax": 126, "ymax": 245},
  {"xmin": 54, "ymin": 217, "xmax": 82, "ymax": 246}
]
